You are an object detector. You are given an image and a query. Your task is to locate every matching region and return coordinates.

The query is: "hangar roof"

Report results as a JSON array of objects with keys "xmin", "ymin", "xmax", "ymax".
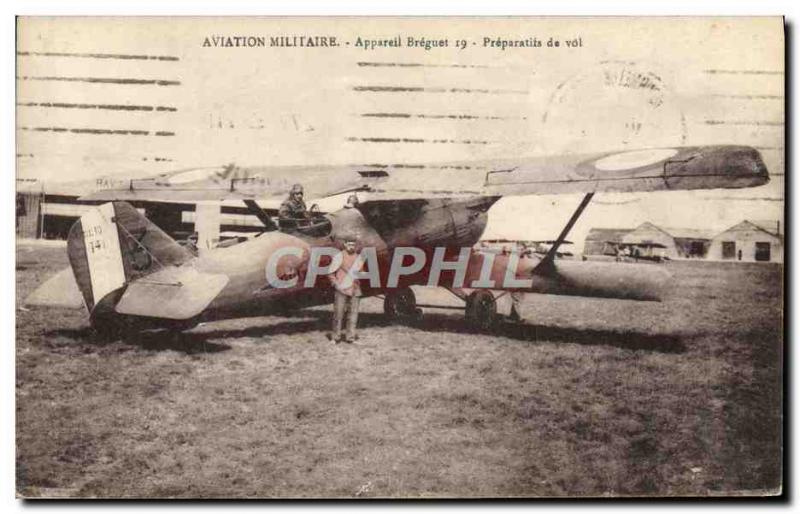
[
  {"xmin": 713, "ymin": 220, "xmax": 783, "ymax": 240},
  {"xmin": 584, "ymin": 228, "xmax": 632, "ymax": 243},
  {"xmin": 658, "ymin": 227, "xmax": 717, "ymax": 240}
]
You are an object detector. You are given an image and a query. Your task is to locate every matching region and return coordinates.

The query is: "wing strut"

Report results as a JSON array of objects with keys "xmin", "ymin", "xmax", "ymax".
[
  {"xmin": 535, "ymin": 192, "xmax": 594, "ymax": 274},
  {"xmin": 243, "ymin": 200, "xmax": 279, "ymax": 232}
]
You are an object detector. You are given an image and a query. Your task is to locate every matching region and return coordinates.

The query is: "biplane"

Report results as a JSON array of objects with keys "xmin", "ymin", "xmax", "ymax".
[
  {"xmin": 479, "ymin": 239, "xmax": 574, "ymax": 259},
  {"xmin": 529, "ymin": 240, "xmax": 575, "ymax": 259},
  {"xmin": 26, "ymin": 145, "xmax": 769, "ymax": 336},
  {"xmin": 611, "ymin": 242, "xmax": 670, "ymax": 263}
]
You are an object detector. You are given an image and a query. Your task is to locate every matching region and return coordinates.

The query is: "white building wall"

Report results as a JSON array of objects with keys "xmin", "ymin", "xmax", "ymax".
[{"xmin": 707, "ymin": 223, "xmax": 783, "ymax": 262}]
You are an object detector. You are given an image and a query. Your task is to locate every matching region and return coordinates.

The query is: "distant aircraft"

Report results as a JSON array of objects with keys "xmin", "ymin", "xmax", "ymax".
[
  {"xmin": 27, "ymin": 145, "xmax": 769, "ymax": 336},
  {"xmin": 479, "ymin": 239, "xmax": 574, "ymax": 259},
  {"xmin": 610, "ymin": 242, "xmax": 670, "ymax": 263}
]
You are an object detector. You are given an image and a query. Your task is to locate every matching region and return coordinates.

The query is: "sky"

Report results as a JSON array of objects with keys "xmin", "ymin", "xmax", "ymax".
[{"xmin": 16, "ymin": 17, "xmax": 784, "ymax": 250}]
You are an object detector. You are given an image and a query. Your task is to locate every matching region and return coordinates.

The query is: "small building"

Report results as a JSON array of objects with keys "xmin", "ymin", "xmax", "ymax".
[
  {"xmin": 707, "ymin": 220, "xmax": 783, "ymax": 263},
  {"xmin": 15, "ymin": 177, "xmax": 276, "ymax": 242},
  {"xmin": 16, "ymin": 181, "xmax": 44, "ymax": 239}
]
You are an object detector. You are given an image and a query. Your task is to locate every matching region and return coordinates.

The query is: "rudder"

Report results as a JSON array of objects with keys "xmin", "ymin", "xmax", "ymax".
[{"xmin": 67, "ymin": 201, "xmax": 193, "ymax": 314}]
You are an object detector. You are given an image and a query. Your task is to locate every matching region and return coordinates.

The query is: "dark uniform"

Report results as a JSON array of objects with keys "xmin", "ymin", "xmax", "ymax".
[{"xmin": 278, "ymin": 184, "xmax": 309, "ymax": 231}]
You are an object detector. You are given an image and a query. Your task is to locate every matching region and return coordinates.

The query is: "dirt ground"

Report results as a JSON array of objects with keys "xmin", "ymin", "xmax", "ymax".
[{"xmin": 15, "ymin": 243, "xmax": 783, "ymax": 498}]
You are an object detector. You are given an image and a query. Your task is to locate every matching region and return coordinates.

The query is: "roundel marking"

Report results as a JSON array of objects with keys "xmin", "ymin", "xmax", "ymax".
[{"xmin": 593, "ymin": 148, "xmax": 680, "ymax": 171}]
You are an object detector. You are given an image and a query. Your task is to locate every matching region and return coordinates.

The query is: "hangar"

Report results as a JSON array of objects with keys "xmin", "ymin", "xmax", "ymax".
[
  {"xmin": 15, "ymin": 178, "xmax": 269, "ymax": 243},
  {"xmin": 16, "ymin": 181, "xmax": 44, "ymax": 239},
  {"xmin": 583, "ymin": 223, "xmax": 713, "ymax": 260},
  {"xmin": 582, "ymin": 228, "xmax": 632, "ymax": 257},
  {"xmin": 583, "ymin": 220, "xmax": 783, "ymax": 263},
  {"xmin": 707, "ymin": 220, "xmax": 783, "ymax": 263},
  {"xmin": 621, "ymin": 222, "xmax": 714, "ymax": 260}
]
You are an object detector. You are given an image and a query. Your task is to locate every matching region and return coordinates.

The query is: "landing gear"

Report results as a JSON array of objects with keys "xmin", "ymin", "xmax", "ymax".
[
  {"xmin": 383, "ymin": 287, "xmax": 501, "ymax": 331},
  {"xmin": 383, "ymin": 287, "xmax": 423, "ymax": 322},
  {"xmin": 465, "ymin": 290, "xmax": 498, "ymax": 332}
]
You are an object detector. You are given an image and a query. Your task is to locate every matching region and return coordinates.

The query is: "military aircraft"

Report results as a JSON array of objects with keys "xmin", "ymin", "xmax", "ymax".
[
  {"xmin": 26, "ymin": 145, "xmax": 769, "ymax": 336},
  {"xmin": 610, "ymin": 242, "xmax": 670, "ymax": 263}
]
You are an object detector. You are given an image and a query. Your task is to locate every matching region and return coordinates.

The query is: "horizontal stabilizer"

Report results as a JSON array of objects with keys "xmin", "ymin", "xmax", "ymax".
[
  {"xmin": 24, "ymin": 267, "xmax": 85, "ymax": 309},
  {"xmin": 115, "ymin": 266, "xmax": 228, "ymax": 320}
]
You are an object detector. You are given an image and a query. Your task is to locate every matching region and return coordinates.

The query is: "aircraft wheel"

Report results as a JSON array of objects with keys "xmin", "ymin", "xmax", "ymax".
[
  {"xmin": 384, "ymin": 287, "xmax": 421, "ymax": 322},
  {"xmin": 465, "ymin": 290, "xmax": 498, "ymax": 332}
]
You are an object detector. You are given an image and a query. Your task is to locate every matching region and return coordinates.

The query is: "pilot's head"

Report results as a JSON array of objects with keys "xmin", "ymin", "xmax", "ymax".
[
  {"xmin": 345, "ymin": 194, "xmax": 359, "ymax": 209},
  {"xmin": 290, "ymin": 184, "xmax": 304, "ymax": 199}
]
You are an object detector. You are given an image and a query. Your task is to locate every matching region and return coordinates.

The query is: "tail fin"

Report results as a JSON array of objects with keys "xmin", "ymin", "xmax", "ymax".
[{"xmin": 67, "ymin": 201, "xmax": 193, "ymax": 312}]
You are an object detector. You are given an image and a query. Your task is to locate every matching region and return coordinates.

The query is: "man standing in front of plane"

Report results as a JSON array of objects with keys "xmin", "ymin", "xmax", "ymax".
[{"xmin": 327, "ymin": 236, "xmax": 362, "ymax": 344}]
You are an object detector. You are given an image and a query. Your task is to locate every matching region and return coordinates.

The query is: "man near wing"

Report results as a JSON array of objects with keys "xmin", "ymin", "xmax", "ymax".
[{"xmin": 327, "ymin": 236, "xmax": 363, "ymax": 344}]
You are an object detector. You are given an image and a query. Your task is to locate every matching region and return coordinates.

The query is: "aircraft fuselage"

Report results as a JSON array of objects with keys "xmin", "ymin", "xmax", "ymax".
[{"xmin": 190, "ymin": 196, "xmax": 498, "ymax": 322}]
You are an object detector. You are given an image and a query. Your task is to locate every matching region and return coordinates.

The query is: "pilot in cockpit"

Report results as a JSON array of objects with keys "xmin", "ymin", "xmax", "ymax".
[{"xmin": 278, "ymin": 183, "xmax": 310, "ymax": 231}]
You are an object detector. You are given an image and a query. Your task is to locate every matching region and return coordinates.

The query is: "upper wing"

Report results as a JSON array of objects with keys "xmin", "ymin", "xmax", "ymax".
[
  {"xmin": 80, "ymin": 145, "xmax": 768, "ymax": 203},
  {"xmin": 80, "ymin": 163, "xmax": 385, "ymax": 202},
  {"xmin": 363, "ymin": 145, "xmax": 769, "ymax": 200}
]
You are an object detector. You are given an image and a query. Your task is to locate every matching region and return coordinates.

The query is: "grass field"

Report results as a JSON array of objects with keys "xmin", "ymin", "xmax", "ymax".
[{"xmin": 15, "ymin": 243, "xmax": 783, "ymax": 498}]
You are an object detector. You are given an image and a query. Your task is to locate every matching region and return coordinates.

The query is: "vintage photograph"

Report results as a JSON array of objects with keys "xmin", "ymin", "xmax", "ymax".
[{"xmin": 15, "ymin": 17, "xmax": 783, "ymax": 498}]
